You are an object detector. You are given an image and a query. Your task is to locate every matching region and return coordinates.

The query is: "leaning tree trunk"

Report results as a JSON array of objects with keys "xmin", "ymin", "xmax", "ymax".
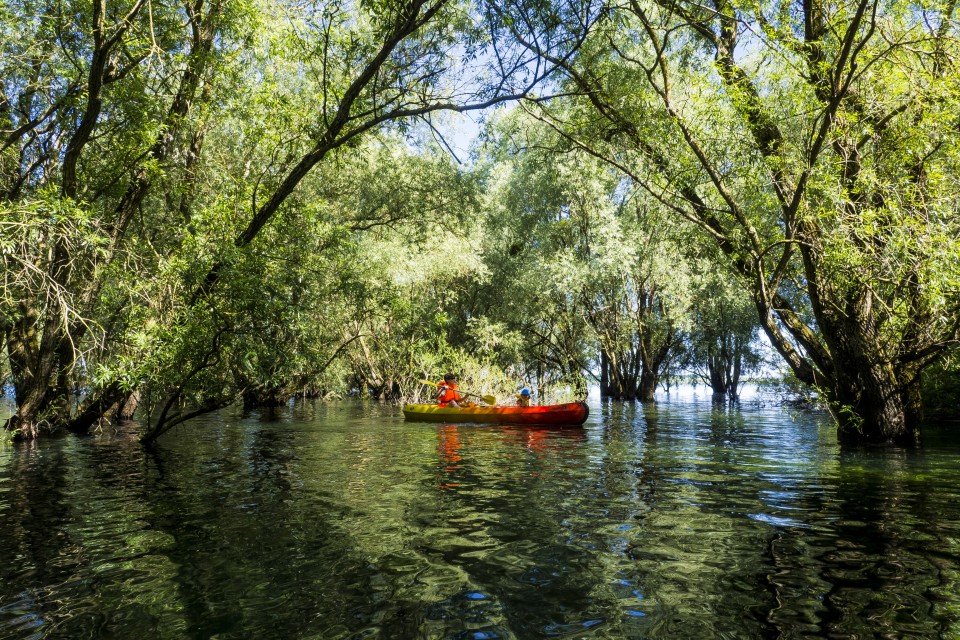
[{"xmin": 111, "ymin": 391, "xmax": 141, "ymax": 421}]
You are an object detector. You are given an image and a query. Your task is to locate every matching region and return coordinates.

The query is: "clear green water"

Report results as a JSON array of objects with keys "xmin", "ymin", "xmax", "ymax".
[{"xmin": 1, "ymin": 393, "xmax": 959, "ymax": 638}]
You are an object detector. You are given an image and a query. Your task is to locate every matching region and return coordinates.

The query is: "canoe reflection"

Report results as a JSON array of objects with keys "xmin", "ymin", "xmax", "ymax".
[
  {"xmin": 436, "ymin": 424, "xmax": 587, "ymax": 489},
  {"xmin": 437, "ymin": 425, "xmax": 463, "ymax": 489},
  {"xmin": 498, "ymin": 425, "xmax": 587, "ymax": 452}
]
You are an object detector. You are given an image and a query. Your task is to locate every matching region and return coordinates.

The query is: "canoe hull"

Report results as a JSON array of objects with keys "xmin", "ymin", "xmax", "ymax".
[{"xmin": 402, "ymin": 402, "xmax": 589, "ymax": 426}]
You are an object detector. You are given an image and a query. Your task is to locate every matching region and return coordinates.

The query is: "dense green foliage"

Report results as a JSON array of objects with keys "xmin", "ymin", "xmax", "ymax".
[
  {"xmin": 2, "ymin": 0, "xmax": 958, "ymax": 443},
  {"xmin": 512, "ymin": 0, "xmax": 960, "ymax": 441},
  {"xmin": 0, "ymin": 0, "xmax": 590, "ymax": 440},
  {"xmin": 922, "ymin": 360, "xmax": 960, "ymax": 421}
]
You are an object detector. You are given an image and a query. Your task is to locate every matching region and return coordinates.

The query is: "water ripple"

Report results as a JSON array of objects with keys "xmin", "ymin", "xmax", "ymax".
[{"xmin": 2, "ymin": 395, "xmax": 960, "ymax": 638}]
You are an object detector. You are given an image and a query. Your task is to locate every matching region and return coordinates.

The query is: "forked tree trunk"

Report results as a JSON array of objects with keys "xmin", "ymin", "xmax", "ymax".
[
  {"xmin": 706, "ymin": 341, "xmax": 742, "ymax": 401},
  {"xmin": 707, "ymin": 351, "xmax": 729, "ymax": 398},
  {"xmin": 601, "ymin": 349, "xmax": 642, "ymax": 400}
]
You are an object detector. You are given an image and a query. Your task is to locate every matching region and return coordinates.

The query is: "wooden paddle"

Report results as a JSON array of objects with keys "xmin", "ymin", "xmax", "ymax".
[{"xmin": 419, "ymin": 379, "xmax": 496, "ymax": 405}]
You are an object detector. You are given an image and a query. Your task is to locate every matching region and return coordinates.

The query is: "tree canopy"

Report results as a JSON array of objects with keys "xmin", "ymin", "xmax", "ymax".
[
  {"xmin": 512, "ymin": 0, "xmax": 960, "ymax": 442},
  {"xmin": 2, "ymin": 0, "xmax": 959, "ymax": 444}
]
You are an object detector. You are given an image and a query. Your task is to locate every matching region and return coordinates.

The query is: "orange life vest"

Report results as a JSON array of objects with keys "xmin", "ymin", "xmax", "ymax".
[{"xmin": 437, "ymin": 381, "xmax": 461, "ymax": 406}]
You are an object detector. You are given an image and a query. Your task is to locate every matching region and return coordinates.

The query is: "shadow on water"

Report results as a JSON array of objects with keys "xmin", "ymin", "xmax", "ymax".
[
  {"xmin": 139, "ymin": 424, "xmax": 373, "ymax": 638},
  {"xmin": 1, "ymin": 394, "xmax": 960, "ymax": 638},
  {"xmin": 0, "ymin": 440, "xmax": 77, "ymax": 637}
]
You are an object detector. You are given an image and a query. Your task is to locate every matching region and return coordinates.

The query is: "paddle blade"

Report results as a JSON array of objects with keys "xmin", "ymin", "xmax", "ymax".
[
  {"xmin": 482, "ymin": 395, "xmax": 496, "ymax": 405},
  {"xmin": 419, "ymin": 379, "xmax": 439, "ymax": 387}
]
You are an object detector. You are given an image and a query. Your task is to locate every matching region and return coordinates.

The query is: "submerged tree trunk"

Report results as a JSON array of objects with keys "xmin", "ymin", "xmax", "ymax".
[
  {"xmin": 707, "ymin": 346, "xmax": 730, "ymax": 399},
  {"xmin": 704, "ymin": 337, "xmax": 744, "ymax": 402},
  {"xmin": 593, "ymin": 288, "xmax": 679, "ymax": 402},
  {"xmin": 638, "ymin": 370, "xmax": 657, "ymax": 402},
  {"xmin": 3, "ymin": 300, "xmax": 67, "ymax": 439},
  {"xmin": 815, "ymin": 299, "xmax": 922, "ymax": 444},
  {"xmin": 729, "ymin": 347, "xmax": 742, "ymax": 401},
  {"xmin": 600, "ymin": 346, "xmax": 639, "ymax": 400}
]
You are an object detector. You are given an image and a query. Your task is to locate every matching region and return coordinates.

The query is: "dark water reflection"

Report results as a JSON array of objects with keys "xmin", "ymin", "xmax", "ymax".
[{"xmin": 1, "ymin": 393, "xmax": 959, "ymax": 638}]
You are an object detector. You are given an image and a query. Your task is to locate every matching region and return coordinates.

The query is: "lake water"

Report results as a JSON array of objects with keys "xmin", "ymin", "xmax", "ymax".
[{"xmin": 1, "ymin": 388, "xmax": 959, "ymax": 638}]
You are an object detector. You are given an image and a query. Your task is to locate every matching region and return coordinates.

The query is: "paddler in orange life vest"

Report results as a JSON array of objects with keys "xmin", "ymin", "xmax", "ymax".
[{"xmin": 436, "ymin": 373, "xmax": 462, "ymax": 407}]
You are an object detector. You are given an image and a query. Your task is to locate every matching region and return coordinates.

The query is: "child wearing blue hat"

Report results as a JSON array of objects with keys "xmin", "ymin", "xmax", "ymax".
[{"xmin": 516, "ymin": 388, "xmax": 531, "ymax": 407}]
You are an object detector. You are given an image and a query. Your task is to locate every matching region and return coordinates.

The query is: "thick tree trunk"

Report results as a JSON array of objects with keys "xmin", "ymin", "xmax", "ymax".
[
  {"xmin": 4, "ymin": 385, "xmax": 50, "ymax": 440},
  {"xmin": 805, "ymin": 290, "xmax": 922, "ymax": 445},
  {"xmin": 760, "ymin": 305, "xmax": 923, "ymax": 444},
  {"xmin": 829, "ymin": 376, "xmax": 919, "ymax": 445},
  {"xmin": 825, "ymin": 347, "xmax": 919, "ymax": 445},
  {"xmin": 3, "ymin": 304, "xmax": 66, "ymax": 439},
  {"xmin": 638, "ymin": 370, "xmax": 656, "ymax": 402}
]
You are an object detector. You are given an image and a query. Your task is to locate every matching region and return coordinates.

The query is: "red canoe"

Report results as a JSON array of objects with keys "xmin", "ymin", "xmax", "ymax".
[{"xmin": 402, "ymin": 401, "xmax": 588, "ymax": 426}]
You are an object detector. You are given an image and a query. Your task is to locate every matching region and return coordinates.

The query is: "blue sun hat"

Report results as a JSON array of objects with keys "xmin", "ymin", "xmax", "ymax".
[{"xmin": 520, "ymin": 388, "xmax": 531, "ymax": 396}]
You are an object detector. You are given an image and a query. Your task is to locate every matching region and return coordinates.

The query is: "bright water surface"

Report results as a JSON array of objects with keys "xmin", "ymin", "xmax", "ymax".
[{"xmin": 2, "ymin": 388, "xmax": 960, "ymax": 639}]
